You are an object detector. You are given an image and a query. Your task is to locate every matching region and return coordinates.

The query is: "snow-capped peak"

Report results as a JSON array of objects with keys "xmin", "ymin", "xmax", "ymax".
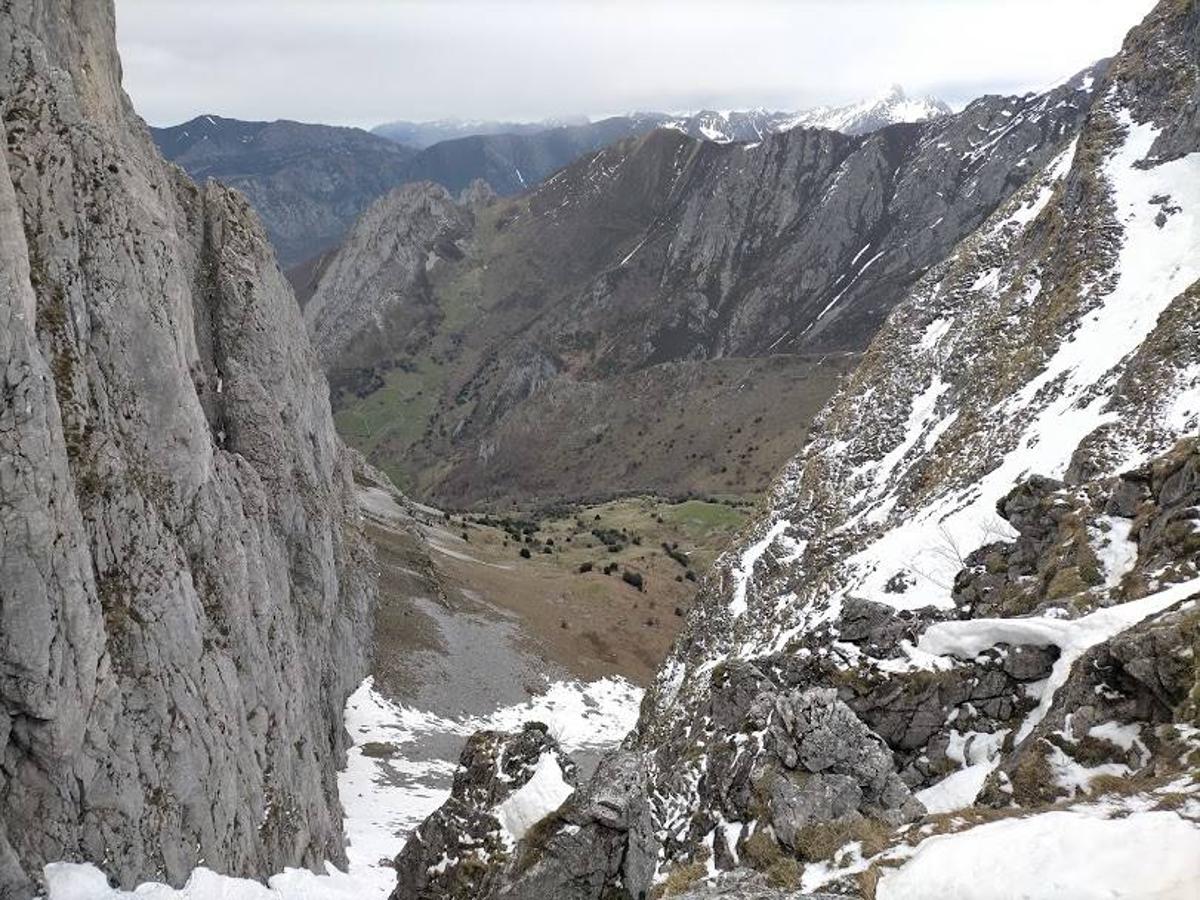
[
  {"xmin": 782, "ymin": 85, "xmax": 953, "ymax": 137},
  {"xmin": 657, "ymin": 88, "xmax": 951, "ymax": 144}
]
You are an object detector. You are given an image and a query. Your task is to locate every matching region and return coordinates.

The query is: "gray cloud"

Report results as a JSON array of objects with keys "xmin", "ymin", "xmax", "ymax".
[{"xmin": 115, "ymin": 0, "xmax": 1156, "ymax": 128}]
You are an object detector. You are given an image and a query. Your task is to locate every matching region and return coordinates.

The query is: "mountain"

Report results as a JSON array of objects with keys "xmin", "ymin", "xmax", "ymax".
[
  {"xmin": 372, "ymin": 115, "xmax": 591, "ymax": 149},
  {"xmin": 151, "ymin": 91, "xmax": 950, "ymax": 270},
  {"xmin": 151, "ymin": 115, "xmax": 667, "ymax": 266},
  {"xmin": 372, "ymin": 95, "xmax": 956, "ymax": 198},
  {"xmin": 393, "ymin": 0, "xmax": 1200, "ymax": 895},
  {"xmin": 375, "ymin": 89, "xmax": 953, "ymax": 152},
  {"xmin": 392, "ymin": 114, "xmax": 671, "ymax": 196},
  {"xmin": 307, "ymin": 67, "xmax": 1103, "ymax": 507},
  {"xmin": 151, "ymin": 115, "xmax": 418, "ymax": 265},
  {"xmin": 0, "ymin": 1, "xmax": 373, "ymax": 895},
  {"xmin": 660, "ymin": 87, "xmax": 952, "ymax": 144},
  {"xmin": 782, "ymin": 83, "xmax": 954, "ymax": 136}
]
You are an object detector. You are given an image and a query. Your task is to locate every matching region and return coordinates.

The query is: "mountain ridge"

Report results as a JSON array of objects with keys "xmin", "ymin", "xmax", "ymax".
[
  {"xmin": 151, "ymin": 87, "xmax": 957, "ymax": 267},
  {"xmin": 307, "ymin": 66, "xmax": 1104, "ymax": 507}
]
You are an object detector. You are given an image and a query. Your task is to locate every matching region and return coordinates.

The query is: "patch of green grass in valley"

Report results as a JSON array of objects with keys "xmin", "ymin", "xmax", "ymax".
[
  {"xmin": 334, "ymin": 359, "xmax": 445, "ymax": 458},
  {"xmin": 659, "ymin": 499, "xmax": 750, "ymax": 536}
]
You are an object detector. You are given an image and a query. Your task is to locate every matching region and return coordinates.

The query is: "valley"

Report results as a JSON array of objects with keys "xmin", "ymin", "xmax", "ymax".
[
  {"xmin": 364, "ymin": 478, "xmax": 752, "ymax": 690},
  {"xmin": 311, "ymin": 68, "xmax": 1098, "ymax": 509},
  {"xmin": 4, "ymin": 1, "xmax": 1199, "ymax": 899}
]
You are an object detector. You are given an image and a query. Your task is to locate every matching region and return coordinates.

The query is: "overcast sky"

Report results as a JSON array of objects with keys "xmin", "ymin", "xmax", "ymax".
[{"xmin": 116, "ymin": 0, "xmax": 1156, "ymax": 129}]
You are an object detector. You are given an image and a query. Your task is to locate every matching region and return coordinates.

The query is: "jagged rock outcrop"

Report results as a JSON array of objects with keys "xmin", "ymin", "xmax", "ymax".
[
  {"xmin": 391, "ymin": 723, "xmax": 580, "ymax": 900},
  {"xmin": 310, "ymin": 66, "xmax": 1103, "ymax": 506},
  {"xmin": 392, "ymin": 722, "xmax": 662, "ymax": 900},
  {"xmin": 0, "ymin": 1, "xmax": 373, "ymax": 895},
  {"xmin": 491, "ymin": 749, "xmax": 658, "ymax": 900}
]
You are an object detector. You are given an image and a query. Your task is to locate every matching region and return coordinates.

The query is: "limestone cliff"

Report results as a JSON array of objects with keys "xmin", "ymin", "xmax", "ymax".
[{"xmin": 0, "ymin": 1, "xmax": 373, "ymax": 894}]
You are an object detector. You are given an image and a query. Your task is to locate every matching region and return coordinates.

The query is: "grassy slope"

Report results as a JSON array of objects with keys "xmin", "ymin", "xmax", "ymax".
[{"xmin": 371, "ymin": 492, "xmax": 752, "ymax": 688}]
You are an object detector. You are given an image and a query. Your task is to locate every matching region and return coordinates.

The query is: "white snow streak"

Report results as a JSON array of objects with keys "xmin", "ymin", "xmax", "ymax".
[
  {"xmin": 728, "ymin": 520, "xmax": 790, "ymax": 619},
  {"xmin": 918, "ymin": 578, "xmax": 1199, "ymax": 743}
]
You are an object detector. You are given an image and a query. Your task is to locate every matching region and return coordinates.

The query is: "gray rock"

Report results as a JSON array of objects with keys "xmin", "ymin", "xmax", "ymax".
[
  {"xmin": 0, "ymin": 1, "xmax": 373, "ymax": 894},
  {"xmin": 766, "ymin": 774, "xmax": 862, "ymax": 847},
  {"xmin": 761, "ymin": 689, "xmax": 924, "ymax": 830},
  {"xmin": 304, "ymin": 181, "xmax": 472, "ymax": 374},
  {"xmin": 391, "ymin": 723, "xmax": 576, "ymax": 900},
  {"xmin": 495, "ymin": 750, "xmax": 659, "ymax": 900}
]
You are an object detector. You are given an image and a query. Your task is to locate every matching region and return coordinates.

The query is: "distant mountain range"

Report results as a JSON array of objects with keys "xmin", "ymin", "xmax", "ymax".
[
  {"xmin": 151, "ymin": 115, "xmax": 418, "ymax": 265},
  {"xmin": 375, "ymin": 86, "xmax": 952, "ymax": 148},
  {"xmin": 372, "ymin": 116, "xmax": 590, "ymax": 149},
  {"xmin": 152, "ymin": 88, "xmax": 952, "ymax": 266},
  {"xmin": 655, "ymin": 86, "xmax": 953, "ymax": 143}
]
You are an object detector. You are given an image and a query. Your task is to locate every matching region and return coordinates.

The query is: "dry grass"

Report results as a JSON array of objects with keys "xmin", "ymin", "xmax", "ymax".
[
  {"xmin": 856, "ymin": 865, "xmax": 881, "ymax": 900},
  {"xmin": 793, "ymin": 817, "xmax": 893, "ymax": 862},
  {"xmin": 764, "ymin": 857, "xmax": 803, "ymax": 889},
  {"xmin": 741, "ymin": 829, "xmax": 786, "ymax": 870},
  {"xmin": 1087, "ymin": 770, "xmax": 1187, "ymax": 800},
  {"xmin": 651, "ymin": 861, "xmax": 707, "ymax": 899},
  {"xmin": 1009, "ymin": 745, "xmax": 1062, "ymax": 807}
]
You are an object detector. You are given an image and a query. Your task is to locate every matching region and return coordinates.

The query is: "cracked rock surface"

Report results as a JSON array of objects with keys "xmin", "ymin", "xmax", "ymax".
[{"xmin": 0, "ymin": 1, "xmax": 374, "ymax": 895}]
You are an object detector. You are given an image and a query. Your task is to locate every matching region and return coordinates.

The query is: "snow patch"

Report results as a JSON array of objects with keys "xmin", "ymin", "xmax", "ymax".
[
  {"xmin": 876, "ymin": 809, "xmax": 1200, "ymax": 900},
  {"xmin": 914, "ymin": 729, "xmax": 1008, "ymax": 813},
  {"xmin": 918, "ymin": 578, "xmax": 1199, "ymax": 743},
  {"xmin": 729, "ymin": 520, "xmax": 790, "ymax": 618},
  {"xmin": 1094, "ymin": 516, "xmax": 1138, "ymax": 589},
  {"xmin": 495, "ymin": 752, "xmax": 574, "ymax": 844}
]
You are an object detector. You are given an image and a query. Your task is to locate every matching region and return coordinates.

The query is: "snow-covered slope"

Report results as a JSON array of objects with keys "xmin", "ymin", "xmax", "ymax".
[
  {"xmin": 625, "ymin": 0, "xmax": 1200, "ymax": 888},
  {"xmin": 649, "ymin": 8, "xmax": 1199, "ymax": 701}
]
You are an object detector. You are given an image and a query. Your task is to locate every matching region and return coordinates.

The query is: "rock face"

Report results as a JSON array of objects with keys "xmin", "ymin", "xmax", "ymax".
[
  {"xmin": 305, "ymin": 182, "xmax": 474, "ymax": 375},
  {"xmin": 152, "ymin": 116, "xmax": 419, "ymax": 267},
  {"xmin": 310, "ymin": 66, "xmax": 1102, "ymax": 505},
  {"xmin": 491, "ymin": 749, "xmax": 658, "ymax": 900},
  {"xmin": 0, "ymin": 1, "xmax": 373, "ymax": 895}
]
